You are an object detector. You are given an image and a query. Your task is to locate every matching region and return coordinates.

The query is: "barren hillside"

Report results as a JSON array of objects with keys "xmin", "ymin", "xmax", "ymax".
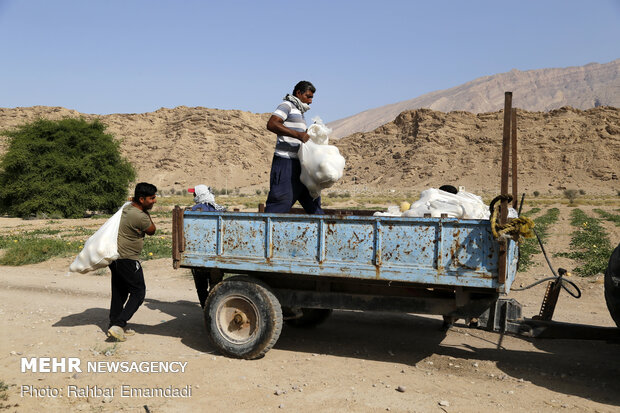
[
  {"xmin": 328, "ymin": 59, "xmax": 620, "ymax": 138},
  {"xmin": 334, "ymin": 106, "xmax": 620, "ymax": 196},
  {"xmin": 0, "ymin": 105, "xmax": 619, "ymax": 196}
]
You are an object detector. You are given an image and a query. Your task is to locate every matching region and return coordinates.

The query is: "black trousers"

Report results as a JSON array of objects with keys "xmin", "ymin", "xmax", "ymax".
[{"xmin": 108, "ymin": 259, "xmax": 146, "ymax": 329}]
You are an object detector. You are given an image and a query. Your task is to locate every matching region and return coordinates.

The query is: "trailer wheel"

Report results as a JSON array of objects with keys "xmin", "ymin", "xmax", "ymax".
[
  {"xmin": 604, "ymin": 243, "xmax": 620, "ymax": 328},
  {"xmin": 204, "ymin": 276, "xmax": 282, "ymax": 359},
  {"xmin": 284, "ymin": 308, "xmax": 333, "ymax": 328}
]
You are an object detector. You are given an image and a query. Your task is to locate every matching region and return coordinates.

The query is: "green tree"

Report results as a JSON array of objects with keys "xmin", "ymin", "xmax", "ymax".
[
  {"xmin": 563, "ymin": 189, "xmax": 579, "ymax": 205},
  {"xmin": 0, "ymin": 118, "xmax": 135, "ymax": 218}
]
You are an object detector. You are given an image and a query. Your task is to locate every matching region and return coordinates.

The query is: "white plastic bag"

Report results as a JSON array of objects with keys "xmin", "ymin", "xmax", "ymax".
[
  {"xmin": 306, "ymin": 116, "xmax": 331, "ymax": 145},
  {"xmin": 298, "ymin": 117, "xmax": 346, "ymax": 199},
  {"xmin": 402, "ymin": 188, "xmax": 490, "ymax": 219},
  {"xmin": 69, "ymin": 202, "xmax": 130, "ymax": 274}
]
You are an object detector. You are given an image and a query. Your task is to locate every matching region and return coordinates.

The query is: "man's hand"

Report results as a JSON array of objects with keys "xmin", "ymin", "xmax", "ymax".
[
  {"xmin": 145, "ymin": 223, "xmax": 156, "ymax": 235},
  {"xmin": 144, "ymin": 214, "xmax": 156, "ymax": 235},
  {"xmin": 297, "ymin": 131, "xmax": 310, "ymax": 143}
]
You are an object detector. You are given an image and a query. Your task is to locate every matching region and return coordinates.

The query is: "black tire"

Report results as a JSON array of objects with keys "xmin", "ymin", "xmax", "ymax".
[
  {"xmin": 284, "ymin": 308, "xmax": 333, "ymax": 328},
  {"xmin": 604, "ymin": 243, "xmax": 620, "ymax": 328},
  {"xmin": 204, "ymin": 276, "xmax": 282, "ymax": 359}
]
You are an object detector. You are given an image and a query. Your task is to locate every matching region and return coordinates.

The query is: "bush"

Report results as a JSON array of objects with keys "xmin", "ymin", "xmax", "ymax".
[
  {"xmin": 0, "ymin": 118, "xmax": 135, "ymax": 218},
  {"xmin": 255, "ymin": 189, "xmax": 262, "ymax": 195},
  {"xmin": 533, "ymin": 191, "xmax": 540, "ymax": 197},
  {"xmin": 563, "ymin": 189, "xmax": 578, "ymax": 205}
]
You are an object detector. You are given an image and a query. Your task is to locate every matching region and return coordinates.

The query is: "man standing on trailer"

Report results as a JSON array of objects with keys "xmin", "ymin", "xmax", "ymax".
[{"xmin": 264, "ymin": 80, "xmax": 324, "ymax": 214}]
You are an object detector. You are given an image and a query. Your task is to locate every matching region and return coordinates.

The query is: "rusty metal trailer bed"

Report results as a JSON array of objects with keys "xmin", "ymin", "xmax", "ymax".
[{"xmin": 172, "ymin": 207, "xmax": 519, "ymax": 358}]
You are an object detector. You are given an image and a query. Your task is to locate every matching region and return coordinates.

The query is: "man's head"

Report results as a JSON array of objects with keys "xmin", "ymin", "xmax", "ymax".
[
  {"xmin": 293, "ymin": 80, "xmax": 315, "ymax": 105},
  {"xmin": 439, "ymin": 185, "xmax": 458, "ymax": 194},
  {"xmin": 132, "ymin": 182, "xmax": 157, "ymax": 210},
  {"xmin": 188, "ymin": 184, "xmax": 215, "ymax": 204}
]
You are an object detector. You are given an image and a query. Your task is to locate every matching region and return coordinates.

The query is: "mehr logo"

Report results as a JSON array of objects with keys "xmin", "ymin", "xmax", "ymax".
[{"xmin": 21, "ymin": 358, "xmax": 81, "ymax": 373}]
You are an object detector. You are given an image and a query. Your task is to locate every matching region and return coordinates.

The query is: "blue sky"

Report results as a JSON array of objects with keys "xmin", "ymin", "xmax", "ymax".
[{"xmin": 0, "ymin": 0, "xmax": 619, "ymax": 122}]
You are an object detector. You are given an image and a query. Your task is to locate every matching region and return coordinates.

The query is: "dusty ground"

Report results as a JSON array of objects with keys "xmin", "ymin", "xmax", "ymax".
[{"xmin": 1, "ymin": 204, "xmax": 619, "ymax": 413}]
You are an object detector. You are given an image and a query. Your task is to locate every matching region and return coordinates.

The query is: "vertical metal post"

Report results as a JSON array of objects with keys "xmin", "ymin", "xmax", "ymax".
[
  {"xmin": 172, "ymin": 206, "xmax": 185, "ymax": 269},
  {"xmin": 264, "ymin": 217, "xmax": 272, "ymax": 259},
  {"xmin": 511, "ymin": 108, "xmax": 518, "ymax": 210},
  {"xmin": 216, "ymin": 216, "xmax": 223, "ymax": 256},
  {"xmin": 172, "ymin": 206, "xmax": 180, "ymax": 268},
  {"xmin": 501, "ymin": 92, "xmax": 512, "ymax": 223},
  {"xmin": 317, "ymin": 218, "xmax": 326, "ymax": 263},
  {"xmin": 373, "ymin": 220, "xmax": 382, "ymax": 268},
  {"xmin": 498, "ymin": 92, "xmax": 512, "ymax": 284}
]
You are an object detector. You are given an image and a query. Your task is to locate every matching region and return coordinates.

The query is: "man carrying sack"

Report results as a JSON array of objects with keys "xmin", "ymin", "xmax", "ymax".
[
  {"xmin": 107, "ymin": 182, "xmax": 157, "ymax": 342},
  {"xmin": 264, "ymin": 80, "xmax": 324, "ymax": 214}
]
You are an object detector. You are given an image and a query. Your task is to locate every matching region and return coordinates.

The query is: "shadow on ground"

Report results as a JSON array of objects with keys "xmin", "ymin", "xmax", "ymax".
[
  {"xmin": 53, "ymin": 299, "xmax": 212, "ymax": 352},
  {"xmin": 54, "ymin": 302, "xmax": 620, "ymax": 406},
  {"xmin": 278, "ymin": 310, "xmax": 620, "ymax": 407}
]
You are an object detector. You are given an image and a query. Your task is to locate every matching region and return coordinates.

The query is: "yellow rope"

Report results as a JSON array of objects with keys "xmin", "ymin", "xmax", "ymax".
[{"xmin": 489, "ymin": 195, "xmax": 535, "ymax": 241}]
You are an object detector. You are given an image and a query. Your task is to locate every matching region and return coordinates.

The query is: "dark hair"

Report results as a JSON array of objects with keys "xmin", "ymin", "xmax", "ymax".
[
  {"xmin": 439, "ymin": 185, "xmax": 458, "ymax": 194},
  {"xmin": 133, "ymin": 182, "xmax": 157, "ymax": 201},
  {"xmin": 293, "ymin": 80, "xmax": 316, "ymax": 95}
]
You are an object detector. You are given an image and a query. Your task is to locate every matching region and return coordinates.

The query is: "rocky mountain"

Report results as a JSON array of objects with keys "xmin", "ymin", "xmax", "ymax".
[{"xmin": 328, "ymin": 59, "xmax": 620, "ymax": 138}]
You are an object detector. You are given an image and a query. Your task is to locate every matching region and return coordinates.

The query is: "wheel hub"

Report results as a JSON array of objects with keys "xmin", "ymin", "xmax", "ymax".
[{"xmin": 216, "ymin": 295, "xmax": 259, "ymax": 344}]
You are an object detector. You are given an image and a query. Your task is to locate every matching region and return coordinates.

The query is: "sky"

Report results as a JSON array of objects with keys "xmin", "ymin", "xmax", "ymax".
[{"xmin": 0, "ymin": 0, "xmax": 619, "ymax": 123}]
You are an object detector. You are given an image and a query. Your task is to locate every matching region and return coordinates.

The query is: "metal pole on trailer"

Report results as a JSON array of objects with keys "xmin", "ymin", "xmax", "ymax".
[
  {"xmin": 511, "ymin": 108, "xmax": 518, "ymax": 210},
  {"xmin": 498, "ymin": 92, "xmax": 512, "ymax": 284}
]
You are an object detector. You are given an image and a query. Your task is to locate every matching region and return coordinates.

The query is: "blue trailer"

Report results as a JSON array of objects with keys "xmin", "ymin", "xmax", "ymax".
[
  {"xmin": 172, "ymin": 207, "xmax": 519, "ymax": 359},
  {"xmin": 170, "ymin": 93, "xmax": 620, "ymax": 357}
]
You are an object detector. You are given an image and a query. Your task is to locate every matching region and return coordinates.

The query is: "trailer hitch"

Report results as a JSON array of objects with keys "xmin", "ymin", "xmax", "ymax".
[
  {"xmin": 478, "ymin": 298, "xmax": 620, "ymax": 341},
  {"xmin": 534, "ymin": 268, "xmax": 568, "ymax": 321}
]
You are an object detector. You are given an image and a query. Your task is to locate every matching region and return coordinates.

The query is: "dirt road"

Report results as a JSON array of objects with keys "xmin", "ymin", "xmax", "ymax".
[{"xmin": 1, "ymin": 205, "xmax": 619, "ymax": 412}]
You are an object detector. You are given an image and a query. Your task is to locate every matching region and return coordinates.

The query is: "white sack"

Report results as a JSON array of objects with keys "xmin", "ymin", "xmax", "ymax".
[
  {"xmin": 306, "ymin": 116, "xmax": 331, "ymax": 145},
  {"xmin": 399, "ymin": 188, "xmax": 491, "ymax": 219},
  {"xmin": 298, "ymin": 117, "xmax": 345, "ymax": 199},
  {"xmin": 69, "ymin": 202, "xmax": 130, "ymax": 274},
  {"xmin": 373, "ymin": 205, "xmax": 403, "ymax": 217}
]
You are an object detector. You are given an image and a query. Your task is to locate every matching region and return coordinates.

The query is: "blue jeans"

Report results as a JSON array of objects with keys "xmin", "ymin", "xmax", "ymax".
[{"xmin": 265, "ymin": 155, "xmax": 323, "ymax": 214}]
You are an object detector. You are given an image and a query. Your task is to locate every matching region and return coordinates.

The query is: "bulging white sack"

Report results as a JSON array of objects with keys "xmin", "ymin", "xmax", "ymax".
[
  {"xmin": 298, "ymin": 117, "xmax": 345, "ymax": 199},
  {"xmin": 374, "ymin": 189, "xmax": 519, "ymax": 219},
  {"xmin": 402, "ymin": 188, "xmax": 490, "ymax": 219},
  {"xmin": 306, "ymin": 116, "xmax": 331, "ymax": 145},
  {"xmin": 69, "ymin": 202, "xmax": 130, "ymax": 274}
]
